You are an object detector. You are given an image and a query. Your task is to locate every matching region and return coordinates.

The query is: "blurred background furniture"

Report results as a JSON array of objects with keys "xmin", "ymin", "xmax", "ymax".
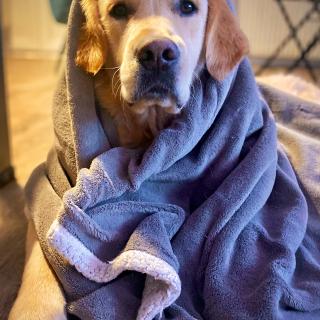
[
  {"xmin": 49, "ymin": 0, "xmax": 72, "ymax": 24},
  {"xmin": 49, "ymin": 0, "xmax": 72, "ymax": 69},
  {"xmin": 256, "ymin": 0, "xmax": 320, "ymax": 82}
]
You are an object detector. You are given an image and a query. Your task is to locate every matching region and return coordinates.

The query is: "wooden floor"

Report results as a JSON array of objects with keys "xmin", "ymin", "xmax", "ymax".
[
  {"xmin": 5, "ymin": 58, "xmax": 56, "ymax": 185},
  {"xmin": 0, "ymin": 58, "xmax": 50, "ymax": 318}
]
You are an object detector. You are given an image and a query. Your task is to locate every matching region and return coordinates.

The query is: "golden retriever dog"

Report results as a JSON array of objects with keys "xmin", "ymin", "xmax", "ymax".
[{"xmin": 9, "ymin": 0, "xmax": 248, "ymax": 319}]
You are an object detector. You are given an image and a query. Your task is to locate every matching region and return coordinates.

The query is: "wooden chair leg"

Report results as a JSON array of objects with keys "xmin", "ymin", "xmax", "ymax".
[{"xmin": 0, "ymin": 12, "xmax": 14, "ymax": 188}]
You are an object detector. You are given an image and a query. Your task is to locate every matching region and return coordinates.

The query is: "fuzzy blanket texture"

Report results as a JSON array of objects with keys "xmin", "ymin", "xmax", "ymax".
[{"xmin": 25, "ymin": 1, "xmax": 320, "ymax": 319}]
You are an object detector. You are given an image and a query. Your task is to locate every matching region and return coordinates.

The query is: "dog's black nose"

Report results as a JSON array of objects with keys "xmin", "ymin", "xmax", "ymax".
[{"xmin": 138, "ymin": 40, "xmax": 180, "ymax": 71}]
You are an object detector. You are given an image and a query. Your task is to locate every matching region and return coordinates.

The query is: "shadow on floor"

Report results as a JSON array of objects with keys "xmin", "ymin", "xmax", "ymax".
[{"xmin": 0, "ymin": 181, "xmax": 27, "ymax": 319}]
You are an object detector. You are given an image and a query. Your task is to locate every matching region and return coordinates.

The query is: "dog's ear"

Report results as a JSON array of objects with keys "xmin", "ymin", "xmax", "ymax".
[
  {"xmin": 205, "ymin": 0, "xmax": 249, "ymax": 80},
  {"xmin": 76, "ymin": 0, "xmax": 107, "ymax": 75}
]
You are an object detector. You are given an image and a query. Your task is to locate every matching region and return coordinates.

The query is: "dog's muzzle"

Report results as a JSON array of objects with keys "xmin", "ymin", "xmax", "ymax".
[{"xmin": 134, "ymin": 39, "xmax": 180, "ymax": 103}]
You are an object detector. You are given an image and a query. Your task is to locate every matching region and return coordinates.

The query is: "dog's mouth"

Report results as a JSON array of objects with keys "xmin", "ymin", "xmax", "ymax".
[
  {"xmin": 145, "ymin": 85, "xmax": 171, "ymax": 98},
  {"xmin": 121, "ymin": 67, "xmax": 184, "ymax": 113},
  {"xmin": 126, "ymin": 82, "xmax": 182, "ymax": 114},
  {"xmin": 135, "ymin": 81, "xmax": 177, "ymax": 100},
  {"xmin": 140, "ymin": 84, "xmax": 178, "ymax": 102}
]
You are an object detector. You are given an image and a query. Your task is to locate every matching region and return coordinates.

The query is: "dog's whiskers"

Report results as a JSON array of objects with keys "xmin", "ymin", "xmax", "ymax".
[
  {"xmin": 101, "ymin": 66, "xmax": 121, "ymax": 70},
  {"xmin": 121, "ymin": 98, "xmax": 131, "ymax": 130},
  {"xmin": 111, "ymin": 68, "xmax": 121, "ymax": 96},
  {"xmin": 115, "ymin": 82, "xmax": 122, "ymax": 98}
]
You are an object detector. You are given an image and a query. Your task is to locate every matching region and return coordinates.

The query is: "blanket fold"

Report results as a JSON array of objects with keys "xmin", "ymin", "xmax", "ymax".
[{"xmin": 27, "ymin": 0, "xmax": 320, "ymax": 319}]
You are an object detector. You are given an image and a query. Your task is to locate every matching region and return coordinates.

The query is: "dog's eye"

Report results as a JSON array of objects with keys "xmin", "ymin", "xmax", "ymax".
[
  {"xmin": 110, "ymin": 3, "xmax": 129, "ymax": 19},
  {"xmin": 179, "ymin": 0, "xmax": 198, "ymax": 15}
]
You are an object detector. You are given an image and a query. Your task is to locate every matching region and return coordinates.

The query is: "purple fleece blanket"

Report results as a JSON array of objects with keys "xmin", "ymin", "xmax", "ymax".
[{"xmin": 26, "ymin": 1, "xmax": 320, "ymax": 319}]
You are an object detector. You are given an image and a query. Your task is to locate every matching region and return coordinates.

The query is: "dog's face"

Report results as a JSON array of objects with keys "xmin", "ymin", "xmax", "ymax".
[
  {"xmin": 98, "ymin": 0, "xmax": 208, "ymax": 113},
  {"xmin": 76, "ymin": 0, "xmax": 248, "ymax": 114}
]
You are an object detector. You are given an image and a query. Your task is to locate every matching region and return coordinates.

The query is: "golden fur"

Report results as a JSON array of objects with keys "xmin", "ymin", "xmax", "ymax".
[{"xmin": 9, "ymin": 1, "xmax": 248, "ymax": 319}]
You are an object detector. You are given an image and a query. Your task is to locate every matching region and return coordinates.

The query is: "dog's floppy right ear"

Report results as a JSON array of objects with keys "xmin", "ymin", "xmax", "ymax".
[{"xmin": 76, "ymin": 0, "xmax": 107, "ymax": 75}]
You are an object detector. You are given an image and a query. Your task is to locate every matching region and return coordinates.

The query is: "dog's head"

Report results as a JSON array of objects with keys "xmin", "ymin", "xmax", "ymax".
[{"xmin": 76, "ymin": 0, "xmax": 249, "ymax": 113}]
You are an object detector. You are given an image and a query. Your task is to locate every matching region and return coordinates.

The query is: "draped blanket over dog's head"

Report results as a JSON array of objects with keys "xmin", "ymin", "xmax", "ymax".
[{"xmin": 26, "ymin": 1, "xmax": 320, "ymax": 319}]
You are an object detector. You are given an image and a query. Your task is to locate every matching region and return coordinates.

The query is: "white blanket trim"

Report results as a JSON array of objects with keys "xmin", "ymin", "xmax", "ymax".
[{"xmin": 47, "ymin": 220, "xmax": 181, "ymax": 320}]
